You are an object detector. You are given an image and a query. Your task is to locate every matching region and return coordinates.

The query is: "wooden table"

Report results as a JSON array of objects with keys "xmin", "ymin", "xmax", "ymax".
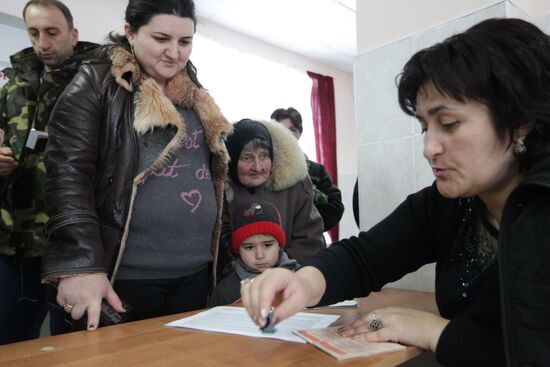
[{"xmin": 0, "ymin": 289, "xmax": 437, "ymax": 367}]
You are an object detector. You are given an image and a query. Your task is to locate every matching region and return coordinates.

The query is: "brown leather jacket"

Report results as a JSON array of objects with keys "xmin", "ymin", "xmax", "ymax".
[{"xmin": 41, "ymin": 46, "xmax": 232, "ymax": 285}]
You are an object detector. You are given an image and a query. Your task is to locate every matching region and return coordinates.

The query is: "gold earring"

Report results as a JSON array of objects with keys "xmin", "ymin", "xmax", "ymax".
[{"xmin": 513, "ymin": 139, "xmax": 527, "ymax": 155}]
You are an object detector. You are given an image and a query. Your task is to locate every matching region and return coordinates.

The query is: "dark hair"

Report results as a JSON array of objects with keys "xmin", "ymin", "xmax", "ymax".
[
  {"xmin": 108, "ymin": 0, "xmax": 202, "ymax": 87},
  {"xmin": 226, "ymin": 119, "xmax": 274, "ymax": 185},
  {"xmin": 271, "ymin": 107, "xmax": 303, "ymax": 134},
  {"xmin": 397, "ymin": 18, "xmax": 550, "ymax": 169},
  {"xmin": 23, "ymin": 0, "xmax": 74, "ymax": 29}
]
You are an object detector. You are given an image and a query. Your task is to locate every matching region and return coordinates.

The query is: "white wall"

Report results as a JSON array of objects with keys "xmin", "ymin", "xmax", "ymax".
[
  {"xmin": 0, "ymin": 1, "xmax": 357, "ymax": 240},
  {"xmin": 354, "ymin": 0, "xmax": 550, "ymax": 292},
  {"xmin": 0, "ymin": 0, "xmax": 126, "ymax": 44},
  {"xmin": 510, "ymin": 0, "xmax": 550, "ymax": 16},
  {"xmin": 357, "ymin": 0, "xmax": 501, "ymax": 52},
  {"xmin": 0, "ymin": 14, "xmax": 27, "ymax": 86}
]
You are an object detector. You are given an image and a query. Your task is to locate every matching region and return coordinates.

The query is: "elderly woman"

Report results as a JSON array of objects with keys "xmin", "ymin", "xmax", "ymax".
[
  {"xmin": 41, "ymin": 0, "xmax": 232, "ymax": 331},
  {"xmin": 241, "ymin": 18, "xmax": 550, "ymax": 367},
  {"xmin": 223, "ymin": 119, "xmax": 325, "ymax": 266}
]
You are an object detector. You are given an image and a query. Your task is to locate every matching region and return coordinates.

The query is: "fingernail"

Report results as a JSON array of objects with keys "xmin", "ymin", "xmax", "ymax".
[
  {"xmin": 260, "ymin": 307, "xmax": 268, "ymax": 319},
  {"xmin": 88, "ymin": 324, "xmax": 95, "ymax": 330}
]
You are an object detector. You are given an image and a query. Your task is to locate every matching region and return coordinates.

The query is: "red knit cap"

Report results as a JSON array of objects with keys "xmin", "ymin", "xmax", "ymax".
[{"xmin": 230, "ymin": 202, "xmax": 286, "ymax": 254}]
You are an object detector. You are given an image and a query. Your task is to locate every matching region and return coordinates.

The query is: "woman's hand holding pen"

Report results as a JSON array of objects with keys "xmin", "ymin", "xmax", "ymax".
[
  {"xmin": 241, "ymin": 267, "xmax": 449, "ymax": 353},
  {"xmin": 240, "ymin": 266, "xmax": 326, "ymax": 326}
]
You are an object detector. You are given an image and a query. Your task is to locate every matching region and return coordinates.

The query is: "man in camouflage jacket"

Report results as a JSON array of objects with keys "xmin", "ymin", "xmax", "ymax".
[{"xmin": 0, "ymin": 0, "xmax": 98, "ymax": 344}]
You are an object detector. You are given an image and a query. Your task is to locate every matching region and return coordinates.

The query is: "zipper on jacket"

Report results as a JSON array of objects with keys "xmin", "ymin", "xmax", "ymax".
[
  {"xmin": 129, "ymin": 96, "xmax": 138, "ymax": 176},
  {"xmin": 110, "ymin": 89, "xmax": 138, "ymax": 283}
]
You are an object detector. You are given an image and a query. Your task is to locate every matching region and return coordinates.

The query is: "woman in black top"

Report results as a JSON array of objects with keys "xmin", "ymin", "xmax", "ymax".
[{"xmin": 241, "ymin": 18, "xmax": 550, "ymax": 367}]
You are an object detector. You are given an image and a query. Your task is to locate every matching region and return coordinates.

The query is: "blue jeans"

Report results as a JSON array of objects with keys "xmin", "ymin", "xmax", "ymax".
[{"xmin": 0, "ymin": 255, "xmax": 48, "ymax": 345}]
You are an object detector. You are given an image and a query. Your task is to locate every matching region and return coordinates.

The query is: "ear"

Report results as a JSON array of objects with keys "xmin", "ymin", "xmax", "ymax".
[
  {"xmin": 70, "ymin": 27, "xmax": 78, "ymax": 47},
  {"xmin": 124, "ymin": 23, "xmax": 134, "ymax": 44},
  {"xmin": 514, "ymin": 120, "xmax": 535, "ymax": 141}
]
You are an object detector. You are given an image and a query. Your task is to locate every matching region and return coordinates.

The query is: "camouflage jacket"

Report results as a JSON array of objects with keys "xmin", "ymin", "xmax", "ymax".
[{"xmin": 0, "ymin": 41, "xmax": 98, "ymax": 257}]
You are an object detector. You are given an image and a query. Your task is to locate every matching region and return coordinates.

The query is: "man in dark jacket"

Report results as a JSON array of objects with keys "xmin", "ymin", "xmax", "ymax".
[
  {"xmin": 0, "ymin": 0, "xmax": 98, "ymax": 344},
  {"xmin": 271, "ymin": 107, "xmax": 344, "ymax": 234}
]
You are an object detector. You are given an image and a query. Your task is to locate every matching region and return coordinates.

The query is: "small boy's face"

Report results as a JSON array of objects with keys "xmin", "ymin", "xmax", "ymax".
[{"xmin": 239, "ymin": 234, "xmax": 279, "ymax": 272}]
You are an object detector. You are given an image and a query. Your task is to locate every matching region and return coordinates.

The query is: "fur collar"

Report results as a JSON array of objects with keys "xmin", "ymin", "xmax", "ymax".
[
  {"xmin": 263, "ymin": 119, "xmax": 308, "ymax": 190},
  {"xmin": 225, "ymin": 119, "xmax": 308, "ymax": 201},
  {"xmin": 109, "ymin": 46, "xmax": 232, "ymax": 184}
]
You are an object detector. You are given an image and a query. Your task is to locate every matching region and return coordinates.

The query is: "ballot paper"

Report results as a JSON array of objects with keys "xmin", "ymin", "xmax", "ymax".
[
  {"xmin": 166, "ymin": 306, "xmax": 340, "ymax": 343},
  {"xmin": 294, "ymin": 326, "xmax": 406, "ymax": 360}
]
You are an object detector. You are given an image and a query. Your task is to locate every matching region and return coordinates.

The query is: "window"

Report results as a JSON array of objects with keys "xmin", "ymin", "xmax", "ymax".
[{"xmin": 192, "ymin": 33, "xmax": 317, "ymax": 160}]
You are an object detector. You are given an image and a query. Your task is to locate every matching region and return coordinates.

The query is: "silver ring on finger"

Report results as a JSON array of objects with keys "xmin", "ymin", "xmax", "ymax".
[
  {"xmin": 368, "ymin": 312, "xmax": 384, "ymax": 331},
  {"xmin": 63, "ymin": 303, "xmax": 74, "ymax": 312}
]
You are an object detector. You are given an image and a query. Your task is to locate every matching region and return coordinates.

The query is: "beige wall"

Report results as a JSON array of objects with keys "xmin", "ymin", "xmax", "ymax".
[
  {"xmin": 357, "ymin": 0, "xmax": 500, "ymax": 52},
  {"xmin": 510, "ymin": 0, "xmax": 550, "ymax": 16}
]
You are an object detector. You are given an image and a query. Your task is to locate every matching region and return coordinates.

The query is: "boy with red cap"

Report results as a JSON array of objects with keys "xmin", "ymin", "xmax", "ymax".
[{"xmin": 208, "ymin": 201, "xmax": 299, "ymax": 306}]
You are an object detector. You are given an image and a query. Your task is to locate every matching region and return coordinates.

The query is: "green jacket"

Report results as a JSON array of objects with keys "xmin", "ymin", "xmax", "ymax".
[{"xmin": 0, "ymin": 41, "xmax": 98, "ymax": 257}]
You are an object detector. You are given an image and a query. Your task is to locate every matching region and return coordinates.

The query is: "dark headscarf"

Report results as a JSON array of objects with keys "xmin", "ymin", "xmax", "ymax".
[{"xmin": 227, "ymin": 119, "xmax": 273, "ymax": 184}]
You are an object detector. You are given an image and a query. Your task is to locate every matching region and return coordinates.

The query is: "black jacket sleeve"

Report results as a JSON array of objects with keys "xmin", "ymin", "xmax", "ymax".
[
  {"xmin": 436, "ymin": 316, "xmax": 505, "ymax": 366},
  {"xmin": 305, "ymin": 185, "xmax": 440, "ymax": 305},
  {"xmin": 307, "ymin": 160, "xmax": 344, "ymax": 231}
]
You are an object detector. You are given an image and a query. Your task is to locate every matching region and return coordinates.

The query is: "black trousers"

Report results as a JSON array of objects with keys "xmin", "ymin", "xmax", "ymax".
[
  {"xmin": 113, "ymin": 266, "xmax": 210, "ymax": 322},
  {"xmin": 0, "ymin": 255, "xmax": 48, "ymax": 344}
]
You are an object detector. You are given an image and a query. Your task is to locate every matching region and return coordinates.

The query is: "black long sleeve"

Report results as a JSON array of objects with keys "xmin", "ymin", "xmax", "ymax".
[{"xmin": 305, "ymin": 184, "xmax": 507, "ymax": 367}]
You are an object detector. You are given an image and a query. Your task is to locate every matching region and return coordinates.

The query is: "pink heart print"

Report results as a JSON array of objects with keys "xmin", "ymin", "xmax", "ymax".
[{"xmin": 180, "ymin": 190, "xmax": 202, "ymax": 213}]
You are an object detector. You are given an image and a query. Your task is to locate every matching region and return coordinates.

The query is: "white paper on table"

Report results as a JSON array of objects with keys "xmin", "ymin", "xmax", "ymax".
[
  {"xmin": 307, "ymin": 299, "xmax": 358, "ymax": 309},
  {"xmin": 166, "ymin": 306, "xmax": 340, "ymax": 343}
]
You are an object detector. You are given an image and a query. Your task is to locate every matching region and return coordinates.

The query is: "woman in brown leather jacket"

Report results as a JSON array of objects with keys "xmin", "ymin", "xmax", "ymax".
[{"xmin": 41, "ymin": 0, "xmax": 232, "ymax": 331}]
